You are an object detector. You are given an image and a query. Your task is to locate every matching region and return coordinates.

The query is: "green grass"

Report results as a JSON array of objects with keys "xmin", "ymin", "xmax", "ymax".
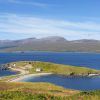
[
  {"xmin": 11, "ymin": 61, "xmax": 100, "ymax": 75},
  {"xmin": 0, "ymin": 82, "xmax": 79, "ymax": 99},
  {"xmin": 0, "ymin": 91, "xmax": 61, "ymax": 100},
  {"xmin": 0, "ymin": 82, "xmax": 100, "ymax": 100},
  {"xmin": 0, "ymin": 90, "xmax": 100, "ymax": 100},
  {"xmin": 68, "ymin": 90, "xmax": 100, "ymax": 100}
]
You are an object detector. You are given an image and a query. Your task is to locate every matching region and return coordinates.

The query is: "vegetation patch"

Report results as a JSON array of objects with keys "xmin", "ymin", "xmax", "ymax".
[
  {"xmin": 0, "ymin": 82, "xmax": 100, "ymax": 100},
  {"xmin": 10, "ymin": 61, "xmax": 100, "ymax": 76}
]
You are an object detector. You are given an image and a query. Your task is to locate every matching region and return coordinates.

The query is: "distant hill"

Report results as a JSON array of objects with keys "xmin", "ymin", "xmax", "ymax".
[{"xmin": 0, "ymin": 36, "xmax": 100, "ymax": 52}]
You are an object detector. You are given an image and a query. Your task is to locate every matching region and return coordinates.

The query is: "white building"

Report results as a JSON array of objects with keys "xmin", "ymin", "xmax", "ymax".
[
  {"xmin": 13, "ymin": 64, "xmax": 16, "ymax": 67},
  {"xmin": 36, "ymin": 68, "xmax": 42, "ymax": 72}
]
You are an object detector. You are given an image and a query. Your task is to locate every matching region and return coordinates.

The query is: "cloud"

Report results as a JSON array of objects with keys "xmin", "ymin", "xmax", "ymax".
[
  {"xmin": 0, "ymin": 13, "xmax": 100, "ymax": 40},
  {"xmin": 7, "ymin": 0, "xmax": 50, "ymax": 7}
]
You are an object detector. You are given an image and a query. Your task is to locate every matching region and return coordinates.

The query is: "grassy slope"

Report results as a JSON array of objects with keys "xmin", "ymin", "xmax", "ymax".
[
  {"xmin": 0, "ymin": 82, "xmax": 100, "ymax": 100},
  {"xmin": 0, "ymin": 82, "xmax": 79, "ymax": 100},
  {"xmin": 11, "ymin": 61, "xmax": 100, "ymax": 75}
]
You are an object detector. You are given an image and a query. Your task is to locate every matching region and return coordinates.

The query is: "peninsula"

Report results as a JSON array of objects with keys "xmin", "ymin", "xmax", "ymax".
[{"xmin": 1, "ymin": 61, "xmax": 99, "ymax": 82}]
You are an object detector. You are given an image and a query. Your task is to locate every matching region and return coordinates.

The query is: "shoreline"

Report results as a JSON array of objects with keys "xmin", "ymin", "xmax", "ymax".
[
  {"xmin": 1, "ymin": 51, "xmax": 100, "ymax": 54},
  {"xmin": 9, "ymin": 73, "xmax": 52, "ymax": 82},
  {"xmin": 8, "ymin": 72, "xmax": 100, "ymax": 82},
  {"xmin": 5, "ymin": 62, "xmax": 100, "ymax": 82},
  {"xmin": 9, "ymin": 67, "xmax": 52, "ymax": 82}
]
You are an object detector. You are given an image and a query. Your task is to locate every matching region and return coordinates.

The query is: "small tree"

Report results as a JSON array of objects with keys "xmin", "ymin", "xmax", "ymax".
[{"xmin": 70, "ymin": 72, "xmax": 75, "ymax": 76}]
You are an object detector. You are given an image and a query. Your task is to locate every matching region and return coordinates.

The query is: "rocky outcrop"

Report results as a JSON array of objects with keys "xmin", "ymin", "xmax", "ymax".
[{"xmin": 0, "ymin": 64, "xmax": 9, "ymax": 70}]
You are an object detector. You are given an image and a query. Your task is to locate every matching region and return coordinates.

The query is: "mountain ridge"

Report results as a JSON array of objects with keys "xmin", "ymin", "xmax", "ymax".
[
  {"xmin": 0, "ymin": 36, "xmax": 100, "ymax": 52},
  {"xmin": 0, "ymin": 36, "xmax": 100, "ymax": 42}
]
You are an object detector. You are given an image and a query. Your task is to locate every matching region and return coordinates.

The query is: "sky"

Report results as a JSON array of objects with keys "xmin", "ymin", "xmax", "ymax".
[{"xmin": 0, "ymin": 0, "xmax": 100, "ymax": 40}]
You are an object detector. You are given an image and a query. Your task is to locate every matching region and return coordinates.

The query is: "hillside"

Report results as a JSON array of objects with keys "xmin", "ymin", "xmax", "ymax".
[
  {"xmin": 0, "ymin": 82, "xmax": 100, "ymax": 100},
  {"xmin": 0, "ymin": 36, "xmax": 100, "ymax": 52}
]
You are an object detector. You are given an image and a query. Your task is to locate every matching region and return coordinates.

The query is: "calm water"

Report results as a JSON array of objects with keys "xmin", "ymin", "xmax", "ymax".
[
  {"xmin": 0, "ymin": 51, "xmax": 100, "ymax": 90},
  {"xmin": 0, "ymin": 70, "xmax": 18, "ymax": 77},
  {"xmin": 19, "ymin": 74, "xmax": 100, "ymax": 90},
  {"xmin": 0, "ymin": 52, "xmax": 100, "ymax": 69}
]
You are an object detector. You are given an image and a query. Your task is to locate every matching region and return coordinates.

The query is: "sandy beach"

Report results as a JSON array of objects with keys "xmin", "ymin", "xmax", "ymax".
[
  {"xmin": 7, "ymin": 67, "xmax": 52, "ymax": 82},
  {"xmin": 9, "ymin": 73, "xmax": 52, "ymax": 82}
]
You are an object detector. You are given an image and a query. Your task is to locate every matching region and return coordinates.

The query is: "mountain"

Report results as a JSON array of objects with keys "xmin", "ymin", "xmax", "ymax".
[
  {"xmin": 71, "ymin": 39, "xmax": 100, "ymax": 43},
  {"xmin": 0, "ymin": 38, "xmax": 36, "ymax": 47},
  {"xmin": 0, "ymin": 36, "xmax": 100, "ymax": 52},
  {"xmin": 38, "ymin": 36, "xmax": 67, "ymax": 42}
]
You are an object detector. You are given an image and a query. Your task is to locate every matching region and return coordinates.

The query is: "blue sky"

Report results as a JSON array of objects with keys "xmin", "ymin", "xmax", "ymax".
[{"xmin": 0, "ymin": 0, "xmax": 100, "ymax": 40}]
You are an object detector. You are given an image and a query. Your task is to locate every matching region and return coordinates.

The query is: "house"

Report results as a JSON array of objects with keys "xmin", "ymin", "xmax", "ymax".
[
  {"xmin": 36, "ymin": 68, "xmax": 42, "ymax": 72},
  {"xmin": 12, "ymin": 64, "xmax": 16, "ymax": 67}
]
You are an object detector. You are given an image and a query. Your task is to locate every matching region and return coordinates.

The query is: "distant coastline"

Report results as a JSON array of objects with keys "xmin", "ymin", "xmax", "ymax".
[
  {"xmin": 0, "ymin": 36, "xmax": 100, "ymax": 53},
  {"xmin": 1, "ymin": 50, "xmax": 100, "ymax": 54}
]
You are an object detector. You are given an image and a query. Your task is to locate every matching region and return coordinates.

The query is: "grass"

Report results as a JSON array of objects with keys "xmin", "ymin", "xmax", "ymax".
[
  {"xmin": 0, "ymin": 82, "xmax": 79, "ymax": 98},
  {"xmin": 68, "ymin": 90, "xmax": 100, "ymax": 100},
  {"xmin": 0, "ymin": 90, "xmax": 100, "ymax": 100},
  {"xmin": 0, "ymin": 82, "xmax": 100, "ymax": 100},
  {"xmin": 11, "ymin": 61, "xmax": 100, "ymax": 75}
]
